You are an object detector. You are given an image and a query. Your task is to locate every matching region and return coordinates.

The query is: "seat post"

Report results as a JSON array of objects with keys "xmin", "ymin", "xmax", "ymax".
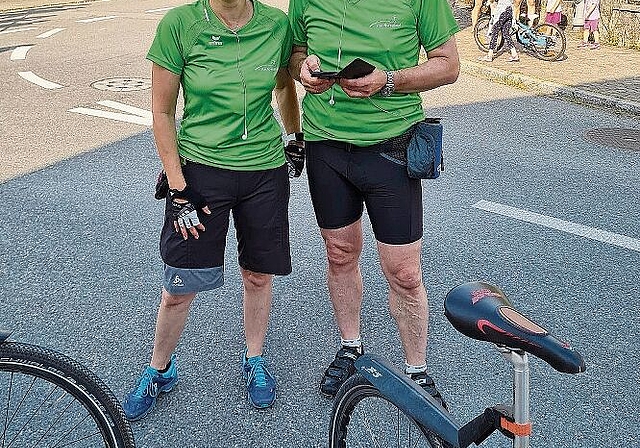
[{"xmin": 499, "ymin": 347, "xmax": 531, "ymax": 448}]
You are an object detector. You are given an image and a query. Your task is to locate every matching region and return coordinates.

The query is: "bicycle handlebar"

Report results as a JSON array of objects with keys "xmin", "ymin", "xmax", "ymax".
[{"xmin": 444, "ymin": 282, "xmax": 586, "ymax": 374}]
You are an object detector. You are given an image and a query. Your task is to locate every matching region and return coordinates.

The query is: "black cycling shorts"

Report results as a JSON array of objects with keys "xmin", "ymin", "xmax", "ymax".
[
  {"xmin": 306, "ymin": 139, "xmax": 423, "ymax": 245},
  {"xmin": 160, "ymin": 162, "xmax": 291, "ymax": 294}
]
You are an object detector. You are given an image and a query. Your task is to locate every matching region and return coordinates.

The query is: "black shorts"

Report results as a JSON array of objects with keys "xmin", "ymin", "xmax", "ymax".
[
  {"xmin": 306, "ymin": 138, "xmax": 423, "ymax": 245},
  {"xmin": 160, "ymin": 162, "xmax": 291, "ymax": 294}
]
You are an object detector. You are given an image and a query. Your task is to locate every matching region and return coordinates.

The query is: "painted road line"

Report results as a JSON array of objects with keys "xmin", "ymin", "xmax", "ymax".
[
  {"xmin": 472, "ymin": 200, "xmax": 640, "ymax": 253},
  {"xmin": 146, "ymin": 7, "xmax": 175, "ymax": 13},
  {"xmin": 97, "ymin": 100, "xmax": 152, "ymax": 120},
  {"xmin": 76, "ymin": 16, "xmax": 117, "ymax": 23},
  {"xmin": 18, "ymin": 71, "xmax": 63, "ymax": 89},
  {"xmin": 10, "ymin": 46, "xmax": 33, "ymax": 61},
  {"xmin": 37, "ymin": 28, "xmax": 65, "ymax": 39},
  {"xmin": 0, "ymin": 27, "xmax": 36, "ymax": 35},
  {"xmin": 69, "ymin": 107, "xmax": 151, "ymax": 126}
]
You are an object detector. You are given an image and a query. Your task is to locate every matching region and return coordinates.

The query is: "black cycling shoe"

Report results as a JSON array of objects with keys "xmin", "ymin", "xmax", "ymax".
[
  {"xmin": 409, "ymin": 371, "xmax": 448, "ymax": 410},
  {"xmin": 320, "ymin": 345, "xmax": 363, "ymax": 397}
]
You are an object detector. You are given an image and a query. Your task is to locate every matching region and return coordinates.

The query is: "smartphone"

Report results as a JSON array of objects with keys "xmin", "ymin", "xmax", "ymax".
[{"xmin": 310, "ymin": 70, "xmax": 339, "ymax": 79}]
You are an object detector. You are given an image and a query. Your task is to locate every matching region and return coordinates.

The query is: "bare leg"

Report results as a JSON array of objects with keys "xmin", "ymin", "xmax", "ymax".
[
  {"xmin": 321, "ymin": 220, "xmax": 364, "ymax": 341},
  {"xmin": 241, "ymin": 269, "xmax": 274, "ymax": 358},
  {"xmin": 471, "ymin": 0, "xmax": 483, "ymax": 28},
  {"xmin": 377, "ymin": 239, "xmax": 428, "ymax": 366},
  {"xmin": 150, "ymin": 289, "xmax": 196, "ymax": 369}
]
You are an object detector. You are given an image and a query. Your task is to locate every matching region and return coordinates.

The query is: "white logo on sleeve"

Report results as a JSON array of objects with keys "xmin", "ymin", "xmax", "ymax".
[
  {"xmin": 369, "ymin": 16, "xmax": 401, "ymax": 28},
  {"xmin": 209, "ymin": 35, "xmax": 223, "ymax": 46}
]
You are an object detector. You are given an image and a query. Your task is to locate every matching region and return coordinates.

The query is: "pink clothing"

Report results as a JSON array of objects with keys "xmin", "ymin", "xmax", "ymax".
[
  {"xmin": 584, "ymin": 18, "xmax": 599, "ymax": 31},
  {"xmin": 545, "ymin": 11, "xmax": 562, "ymax": 24},
  {"xmin": 583, "ymin": 0, "xmax": 601, "ymax": 20}
]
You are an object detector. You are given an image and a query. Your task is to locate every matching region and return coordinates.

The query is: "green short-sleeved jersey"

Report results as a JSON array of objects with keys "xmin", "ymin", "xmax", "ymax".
[
  {"xmin": 288, "ymin": 0, "xmax": 459, "ymax": 146},
  {"xmin": 147, "ymin": 0, "xmax": 292, "ymax": 170}
]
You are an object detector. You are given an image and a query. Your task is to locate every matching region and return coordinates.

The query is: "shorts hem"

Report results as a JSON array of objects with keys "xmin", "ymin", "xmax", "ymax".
[{"xmin": 163, "ymin": 264, "xmax": 224, "ymax": 295}]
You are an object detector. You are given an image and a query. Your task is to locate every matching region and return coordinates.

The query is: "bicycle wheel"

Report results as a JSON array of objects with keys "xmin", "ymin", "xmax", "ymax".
[
  {"xmin": 473, "ymin": 16, "xmax": 503, "ymax": 53},
  {"xmin": 531, "ymin": 23, "xmax": 566, "ymax": 61},
  {"xmin": 0, "ymin": 342, "xmax": 135, "ymax": 448},
  {"xmin": 329, "ymin": 373, "xmax": 449, "ymax": 448}
]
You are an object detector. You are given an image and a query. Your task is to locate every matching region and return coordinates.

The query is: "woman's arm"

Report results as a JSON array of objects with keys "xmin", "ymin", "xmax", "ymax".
[{"xmin": 151, "ymin": 63, "xmax": 185, "ymax": 191}]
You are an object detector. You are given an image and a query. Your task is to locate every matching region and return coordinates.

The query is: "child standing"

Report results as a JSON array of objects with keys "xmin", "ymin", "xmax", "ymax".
[
  {"xmin": 579, "ymin": 0, "xmax": 601, "ymax": 49},
  {"xmin": 544, "ymin": 0, "xmax": 563, "ymax": 25},
  {"xmin": 479, "ymin": 0, "xmax": 520, "ymax": 62}
]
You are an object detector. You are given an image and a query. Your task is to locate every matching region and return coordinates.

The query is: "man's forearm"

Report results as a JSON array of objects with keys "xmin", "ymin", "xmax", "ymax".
[{"xmin": 393, "ymin": 38, "xmax": 460, "ymax": 94}]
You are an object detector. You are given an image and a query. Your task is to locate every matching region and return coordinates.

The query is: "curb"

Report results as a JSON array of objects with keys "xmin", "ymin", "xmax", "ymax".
[{"xmin": 460, "ymin": 60, "xmax": 640, "ymax": 118}]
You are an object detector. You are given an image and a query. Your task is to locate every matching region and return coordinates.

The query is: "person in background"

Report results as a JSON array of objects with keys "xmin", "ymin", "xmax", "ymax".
[
  {"xmin": 543, "ymin": 0, "xmax": 563, "ymax": 26},
  {"xmin": 122, "ymin": 0, "xmax": 303, "ymax": 420},
  {"xmin": 479, "ymin": 0, "xmax": 520, "ymax": 62},
  {"xmin": 578, "ymin": 0, "xmax": 601, "ymax": 49}
]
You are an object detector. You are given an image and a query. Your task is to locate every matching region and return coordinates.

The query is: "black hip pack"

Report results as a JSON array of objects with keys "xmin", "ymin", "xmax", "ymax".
[{"xmin": 406, "ymin": 118, "xmax": 443, "ymax": 179}]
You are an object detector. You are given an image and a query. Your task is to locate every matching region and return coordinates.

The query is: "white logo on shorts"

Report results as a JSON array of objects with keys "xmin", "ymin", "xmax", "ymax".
[{"xmin": 172, "ymin": 275, "xmax": 184, "ymax": 287}]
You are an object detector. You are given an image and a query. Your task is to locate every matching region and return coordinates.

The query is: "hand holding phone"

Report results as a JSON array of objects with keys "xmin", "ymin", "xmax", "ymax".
[{"xmin": 310, "ymin": 58, "xmax": 375, "ymax": 79}]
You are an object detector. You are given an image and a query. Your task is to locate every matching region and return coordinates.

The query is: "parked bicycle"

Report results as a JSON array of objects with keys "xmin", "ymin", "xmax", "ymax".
[
  {"xmin": 474, "ymin": 14, "xmax": 567, "ymax": 61},
  {"xmin": 0, "ymin": 331, "xmax": 135, "ymax": 447},
  {"xmin": 329, "ymin": 281, "xmax": 585, "ymax": 448}
]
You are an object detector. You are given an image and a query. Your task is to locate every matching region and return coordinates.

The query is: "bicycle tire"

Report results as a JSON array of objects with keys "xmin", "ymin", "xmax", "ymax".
[
  {"xmin": 0, "ymin": 342, "xmax": 135, "ymax": 448},
  {"xmin": 329, "ymin": 373, "xmax": 449, "ymax": 448},
  {"xmin": 473, "ymin": 16, "xmax": 504, "ymax": 53},
  {"xmin": 531, "ymin": 23, "xmax": 566, "ymax": 61}
]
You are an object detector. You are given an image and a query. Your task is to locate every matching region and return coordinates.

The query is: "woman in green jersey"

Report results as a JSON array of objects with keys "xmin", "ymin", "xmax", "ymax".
[{"xmin": 123, "ymin": 0, "xmax": 303, "ymax": 419}]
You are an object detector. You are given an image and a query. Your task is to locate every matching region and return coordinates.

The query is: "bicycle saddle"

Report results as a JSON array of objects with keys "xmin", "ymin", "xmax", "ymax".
[{"xmin": 444, "ymin": 282, "xmax": 585, "ymax": 374}]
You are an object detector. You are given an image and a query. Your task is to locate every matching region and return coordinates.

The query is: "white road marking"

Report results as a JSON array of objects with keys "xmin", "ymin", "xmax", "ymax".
[
  {"xmin": 146, "ymin": 7, "xmax": 175, "ymax": 13},
  {"xmin": 97, "ymin": 100, "xmax": 152, "ymax": 120},
  {"xmin": 0, "ymin": 27, "xmax": 36, "ymax": 35},
  {"xmin": 69, "ymin": 101, "xmax": 151, "ymax": 126},
  {"xmin": 10, "ymin": 46, "xmax": 33, "ymax": 60},
  {"xmin": 18, "ymin": 71, "xmax": 63, "ymax": 89},
  {"xmin": 472, "ymin": 200, "xmax": 640, "ymax": 253},
  {"xmin": 37, "ymin": 28, "xmax": 65, "ymax": 39},
  {"xmin": 76, "ymin": 16, "xmax": 117, "ymax": 23}
]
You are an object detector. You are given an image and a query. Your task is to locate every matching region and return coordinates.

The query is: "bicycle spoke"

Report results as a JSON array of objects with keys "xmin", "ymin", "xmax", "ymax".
[{"xmin": 6, "ymin": 379, "xmax": 60, "ymax": 448}]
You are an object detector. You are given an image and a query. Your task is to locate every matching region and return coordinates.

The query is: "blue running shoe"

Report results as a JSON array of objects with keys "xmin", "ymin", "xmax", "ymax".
[
  {"xmin": 123, "ymin": 354, "xmax": 178, "ymax": 421},
  {"xmin": 242, "ymin": 350, "xmax": 276, "ymax": 409}
]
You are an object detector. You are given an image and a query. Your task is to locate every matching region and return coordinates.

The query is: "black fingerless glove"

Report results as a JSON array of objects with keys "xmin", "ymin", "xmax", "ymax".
[
  {"xmin": 285, "ymin": 132, "xmax": 305, "ymax": 178},
  {"xmin": 169, "ymin": 185, "xmax": 207, "ymax": 210}
]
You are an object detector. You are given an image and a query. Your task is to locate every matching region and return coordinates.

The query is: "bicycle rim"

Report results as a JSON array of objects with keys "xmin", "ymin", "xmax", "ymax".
[
  {"xmin": 0, "ymin": 342, "xmax": 135, "ymax": 448},
  {"xmin": 329, "ymin": 374, "xmax": 446, "ymax": 448},
  {"xmin": 531, "ymin": 23, "xmax": 566, "ymax": 61}
]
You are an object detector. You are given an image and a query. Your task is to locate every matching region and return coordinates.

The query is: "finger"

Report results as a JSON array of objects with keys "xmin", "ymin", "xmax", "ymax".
[
  {"xmin": 173, "ymin": 220, "xmax": 179, "ymax": 233},
  {"xmin": 202, "ymin": 206, "xmax": 211, "ymax": 214},
  {"xmin": 195, "ymin": 223, "xmax": 206, "ymax": 232},
  {"xmin": 188, "ymin": 226, "xmax": 200, "ymax": 240}
]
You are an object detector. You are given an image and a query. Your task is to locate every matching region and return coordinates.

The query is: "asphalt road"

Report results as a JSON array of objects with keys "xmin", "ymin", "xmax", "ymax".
[{"xmin": 1, "ymin": 1, "xmax": 639, "ymax": 447}]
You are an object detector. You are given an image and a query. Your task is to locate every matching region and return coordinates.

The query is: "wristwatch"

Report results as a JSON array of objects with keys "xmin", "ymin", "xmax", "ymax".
[{"xmin": 379, "ymin": 70, "xmax": 395, "ymax": 97}]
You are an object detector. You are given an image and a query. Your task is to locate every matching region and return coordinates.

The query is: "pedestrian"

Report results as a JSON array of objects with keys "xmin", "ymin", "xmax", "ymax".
[
  {"xmin": 479, "ymin": 0, "xmax": 520, "ymax": 62},
  {"xmin": 122, "ymin": 0, "xmax": 303, "ymax": 420},
  {"xmin": 578, "ymin": 0, "xmax": 601, "ymax": 49},
  {"xmin": 287, "ymin": 0, "xmax": 460, "ymax": 406},
  {"xmin": 543, "ymin": 0, "xmax": 563, "ymax": 25}
]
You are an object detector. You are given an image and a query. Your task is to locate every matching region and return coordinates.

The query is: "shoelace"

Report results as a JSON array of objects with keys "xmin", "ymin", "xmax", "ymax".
[
  {"xmin": 134, "ymin": 370, "xmax": 158, "ymax": 398},
  {"xmin": 249, "ymin": 358, "xmax": 267, "ymax": 388}
]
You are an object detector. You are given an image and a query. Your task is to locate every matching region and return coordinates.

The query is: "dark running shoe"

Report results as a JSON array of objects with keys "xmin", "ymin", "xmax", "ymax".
[
  {"xmin": 320, "ymin": 345, "xmax": 363, "ymax": 397},
  {"xmin": 410, "ymin": 371, "xmax": 448, "ymax": 410}
]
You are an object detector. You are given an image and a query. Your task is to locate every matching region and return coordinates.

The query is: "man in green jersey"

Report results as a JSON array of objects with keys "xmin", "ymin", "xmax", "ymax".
[
  {"xmin": 288, "ymin": 0, "xmax": 460, "ymax": 404},
  {"xmin": 123, "ymin": 0, "xmax": 303, "ymax": 419}
]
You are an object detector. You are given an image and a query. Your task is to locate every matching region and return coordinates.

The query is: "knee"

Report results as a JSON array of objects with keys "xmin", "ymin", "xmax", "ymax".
[
  {"xmin": 242, "ymin": 270, "xmax": 273, "ymax": 291},
  {"xmin": 160, "ymin": 290, "xmax": 194, "ymax": 310},
  {"xmin": 325, "ymin": 239, "xmax": 360, "ymax": 271},
  {"xmin": 387, "ymin": 265, "xmax": 423, "ymax": 293}
]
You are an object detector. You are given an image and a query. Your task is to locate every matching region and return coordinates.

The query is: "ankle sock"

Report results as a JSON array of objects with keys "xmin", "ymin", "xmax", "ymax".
[
  {"xmin": 341, "ymin": 337, "xmax": 363, "ymax": 353},
  {"xmin": 405, "ymin": 362, "xmax": 427, "ymax": 375},
  {"xmin": 158, "ymin": 359, "xmax": 172, "ymax": 374}
]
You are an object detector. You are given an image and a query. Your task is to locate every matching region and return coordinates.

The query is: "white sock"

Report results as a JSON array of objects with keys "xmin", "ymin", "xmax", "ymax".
[
  {"xmin": 341, "ymin": 337, "xmax": 362, "ymax": 351},
  {"xmin": 405, "ymin": 362, "xmax": 427, "ymax": 374}
]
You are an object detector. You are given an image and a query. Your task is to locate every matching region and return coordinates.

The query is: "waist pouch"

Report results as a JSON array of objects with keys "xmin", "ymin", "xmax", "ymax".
[{"xmin": 406, "ymin": 118, "xmax": 443, "ymax": 179}]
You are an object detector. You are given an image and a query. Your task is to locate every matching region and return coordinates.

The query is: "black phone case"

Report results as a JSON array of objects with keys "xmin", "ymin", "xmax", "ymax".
[{"xmin": 310, "ymin": 58, "xmax": 375, "ymax": 79}]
